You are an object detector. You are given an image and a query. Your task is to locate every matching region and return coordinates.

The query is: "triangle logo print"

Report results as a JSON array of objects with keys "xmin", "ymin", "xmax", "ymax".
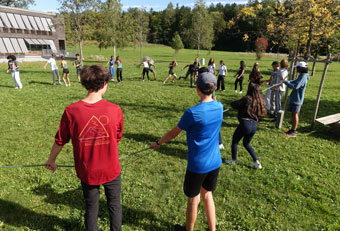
[{"xmin": 79, "ymin": 115, "xmax": 109, "ymax": 141}]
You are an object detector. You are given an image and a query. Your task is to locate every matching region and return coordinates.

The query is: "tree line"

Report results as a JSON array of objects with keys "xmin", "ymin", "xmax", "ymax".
[{"xmin": 2, "ymin": 0, "xmax": 339, "ymax": 59}]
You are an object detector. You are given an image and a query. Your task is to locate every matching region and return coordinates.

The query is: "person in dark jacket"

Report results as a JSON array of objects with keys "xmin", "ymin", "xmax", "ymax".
[
  {"xmin": 283, "ymin": 62, "xmax": 310, "ymax": 137},
  {"xmin": 225, "ymin": 83, "xmax": 266, "ymax": 169}
]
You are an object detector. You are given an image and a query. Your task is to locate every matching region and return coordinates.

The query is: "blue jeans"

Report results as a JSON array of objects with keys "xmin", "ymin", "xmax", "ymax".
[{"xmin": 231, "ymin": 119, "xmax": 258, "ymax": 161}]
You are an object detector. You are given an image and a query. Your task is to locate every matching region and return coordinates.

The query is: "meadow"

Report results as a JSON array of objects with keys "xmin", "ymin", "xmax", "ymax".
[{"xmin": 0, "ymin": 44, "xmax": 339, "ymax": 231}]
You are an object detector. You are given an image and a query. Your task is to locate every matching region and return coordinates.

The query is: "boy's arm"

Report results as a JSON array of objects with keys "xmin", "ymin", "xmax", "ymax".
[
  {"xmin": 116, "ymin": 110, "xmax": 124, "ymax": 143},
  {"xmin": 45, "ymin": 143, "xmax": 64, "ymax": 172},
  {"xmin": 43, "ymin": 61, "xmax": 49, "ymax": 69},
  {"xmin": 284, "ymin": 75, "xmax": 306, "ymax": 89},
  {"xmin": 150, "ymin": 126, "xmax": 182, "ymax": 149}
]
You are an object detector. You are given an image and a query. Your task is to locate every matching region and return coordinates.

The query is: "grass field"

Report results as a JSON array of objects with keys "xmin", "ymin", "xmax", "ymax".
[{"xmin": 0, "ymin": 44, "xmax": 339, "ymax": 231}]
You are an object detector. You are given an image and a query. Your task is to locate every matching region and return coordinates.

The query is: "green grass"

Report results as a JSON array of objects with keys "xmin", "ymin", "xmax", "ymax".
[{"xmin": 0, "ymin": 44, "xmax": 339, "ymax": 231}]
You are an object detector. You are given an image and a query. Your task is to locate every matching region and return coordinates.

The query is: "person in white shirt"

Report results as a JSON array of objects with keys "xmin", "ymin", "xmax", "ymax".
[
  {"xmin": 44, "ymin": 53, "xmax": 61, "ymax": 85},
  {"xmin": 217, "ymin": 60, "xmax": 227, "ymax": 91},
  {"xmin": 138, "ymin": 57, "xmax": 150, "ymax": 81},
  {"xmin": 207, "ymin": 58, "xmax": 216, "ymax": 74}
]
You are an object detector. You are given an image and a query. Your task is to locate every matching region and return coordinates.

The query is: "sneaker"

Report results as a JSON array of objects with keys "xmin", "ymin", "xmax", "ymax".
[
  {"xmin": 219, "ymin": 144, "xmax": 225, "ymax": 150},
  {"xmin": 53, "ymin": 83, "xmax": 56, "ymax": 85},
  {"xmin": 222, "ymin": 90, "xmax": 225, "ymax": 92},
  {"xmin": 179, "ymin": 76, "xmax": 184, "ymax": 79},
  {"xmin": 284, "ymin": 130, "xmax": 296, "ymax": 137},
  {"xmin": 234, "ymin": 90, "xmax": 237, "ymax": 93},
  {"xmin": 224, "ymin": 159, "xmax": 237, "ymax": 164},
  {"xmin": 110, "ymin": 79, "xmax": 114, "ymax": 82},
  {"xmin": 250, "ymin": 162, "xmax": 262, "ymax": 169},
  {"xmin": 239, "ymin": 91, "xmax": 243, "ymax": 94},
  {"xmin": 174, "ymin": 224, "xmax": 186, "ymax": 231}
]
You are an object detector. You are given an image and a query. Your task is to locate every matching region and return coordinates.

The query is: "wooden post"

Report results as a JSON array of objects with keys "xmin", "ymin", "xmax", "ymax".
[
  {"xmin": 311, "ymin": 54, "xmax": 331, "ymax": 128},
  {"xmin": 282, "ymin": 58, "xmax": 296, "ymax": 112}
]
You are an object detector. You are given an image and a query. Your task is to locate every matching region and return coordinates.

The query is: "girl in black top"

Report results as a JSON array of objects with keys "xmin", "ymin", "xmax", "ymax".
[
  {"xmin": 225, "ymin": 83, "xmax": 266, "ymax": 169},
  {"xmin": 234, "ymin": 60, "xmax": 246, "ymax": 94},
  {"xmin": 163, "ymin": 60, "xmax": 178, "ymax": 84}
]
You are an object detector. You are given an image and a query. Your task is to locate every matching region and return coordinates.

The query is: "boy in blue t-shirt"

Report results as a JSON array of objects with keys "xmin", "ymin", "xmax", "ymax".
[{"xmin": 150, "ymin": 72, "xmax": 223, "ymax": 231}]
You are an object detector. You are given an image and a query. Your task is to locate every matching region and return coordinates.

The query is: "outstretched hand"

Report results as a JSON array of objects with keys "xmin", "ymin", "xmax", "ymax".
[
  {"xmin": 150, "ymin": 142, "xmax": 160, "ymax": 149},
  {"xmin": 45, "ymin": 160, "xmax": 57, "ymax": 172}
]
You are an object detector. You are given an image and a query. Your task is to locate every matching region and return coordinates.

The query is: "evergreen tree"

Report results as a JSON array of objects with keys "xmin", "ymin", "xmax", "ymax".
[{"xmin": 171, "ymin": 33, "xmax": 184, "ymax": 54}]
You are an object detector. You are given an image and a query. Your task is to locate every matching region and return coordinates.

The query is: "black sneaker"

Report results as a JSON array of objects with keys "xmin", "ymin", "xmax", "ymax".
[
  {"xmin": 174, "ymin": 224, "xmax": 186, "ymax": 231},
  {"xmin": 284, "ymin": 130, "xmax": 296, "ymax": 137}
]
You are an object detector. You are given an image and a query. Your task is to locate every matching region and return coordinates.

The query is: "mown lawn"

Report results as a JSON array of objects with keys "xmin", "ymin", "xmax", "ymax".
[{"xmin": 0, "ymin": 44, "xmax": 339, "ymax": 231}]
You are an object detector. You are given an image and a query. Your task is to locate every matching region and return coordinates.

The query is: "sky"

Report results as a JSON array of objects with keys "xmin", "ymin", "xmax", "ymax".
[{"xmin": 30, "ymin": 0, "xmax": 248, "ymax": 12}]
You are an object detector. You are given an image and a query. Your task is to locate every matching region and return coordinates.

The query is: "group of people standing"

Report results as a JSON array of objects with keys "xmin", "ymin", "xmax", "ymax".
[{"xmin": 106, "ymin": 56, "xmax": 123, "ymax": 82}]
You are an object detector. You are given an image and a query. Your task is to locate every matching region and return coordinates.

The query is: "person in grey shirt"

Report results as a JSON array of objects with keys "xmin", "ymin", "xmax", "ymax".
[{"xmin": 6, "ymin": 55, "xmax": 22, "ymax": 89}]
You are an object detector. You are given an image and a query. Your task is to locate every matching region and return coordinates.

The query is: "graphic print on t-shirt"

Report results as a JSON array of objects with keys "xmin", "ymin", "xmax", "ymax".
[{"xmin": 79, "ymin": 115, "xmax": 109, "ymax": 142}]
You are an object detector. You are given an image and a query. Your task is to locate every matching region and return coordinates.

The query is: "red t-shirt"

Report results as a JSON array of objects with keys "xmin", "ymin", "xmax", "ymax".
[{"xmin": 55, "ymin": 99, "xmax": 123, "ymax": 185}]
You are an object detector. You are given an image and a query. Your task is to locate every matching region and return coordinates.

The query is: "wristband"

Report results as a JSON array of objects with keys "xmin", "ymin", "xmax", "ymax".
[{"xmin": 155, "ymin": 139, "xmax": 161, "ymax": 146}]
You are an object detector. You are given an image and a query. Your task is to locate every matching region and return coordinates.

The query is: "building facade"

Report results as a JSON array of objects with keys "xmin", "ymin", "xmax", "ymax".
[{"xmin": 0, "ymin": 5, "xmax": 66, "ymax": 55}]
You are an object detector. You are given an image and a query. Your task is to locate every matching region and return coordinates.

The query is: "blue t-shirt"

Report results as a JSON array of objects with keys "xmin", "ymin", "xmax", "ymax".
[{"xmin": 178, "ymin": 100, "xmax": 223, "ymax": 174}]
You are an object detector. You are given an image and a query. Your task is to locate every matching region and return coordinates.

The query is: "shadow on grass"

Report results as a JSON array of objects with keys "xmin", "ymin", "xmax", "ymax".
[
  {"xmin": 0, "ymin": 84, "xmax": 13, "ymax": 88},
  {"xmin": 32, "ymin": 184, "xmax": 172, "ymax": 231},
  {"xmin": 124, "ymin": 132, "xmax": 187, "ymax": 160},
  {"xmin": 0, "ymin": 198, "xmax": 82, "ymax": 230},
  {"xmin": 29, "ymin": 80, "xmax": 53, "ymax": 85}
]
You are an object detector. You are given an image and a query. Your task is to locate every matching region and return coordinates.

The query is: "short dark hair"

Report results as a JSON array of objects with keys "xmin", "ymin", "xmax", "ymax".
[
  {"xmin": 198, "ymin": 82, "xmax": 215, "ymax": 95},
  {"xmin": 80, "ymin": 65, "xmax": 110, "ymax": 92},
  {"xmin": 272, "ymin": 61, "xmax": 279, "ymax": 66},
  {"xmin": 198, "ymin": 67, "xmax": 209, "ymax": 74},
  {"xmin": 297, "ymin": 66, "xmax": 308, "ymax": 73},
  {"xmin": 7, "ymin": 55, "xmax": 16, "ymax": 60},
  {"xmin": 75, "ymin": 54, "xmax": 79, "ymax": 56}
]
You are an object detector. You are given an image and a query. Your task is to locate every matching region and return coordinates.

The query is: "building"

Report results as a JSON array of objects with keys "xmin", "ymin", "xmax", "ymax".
[{"xmin": 0, "ymin": 5, "xmax": 66, "ymax": 56}]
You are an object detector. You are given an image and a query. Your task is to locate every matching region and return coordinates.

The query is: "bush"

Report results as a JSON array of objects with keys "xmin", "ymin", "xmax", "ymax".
[
  {"xmin": 255, "ymin": 37, "xmax": 268, "ymax": 60},
  {"xmin": 171, "ymin": 33, "xmax": 184, "ymax": 54}
]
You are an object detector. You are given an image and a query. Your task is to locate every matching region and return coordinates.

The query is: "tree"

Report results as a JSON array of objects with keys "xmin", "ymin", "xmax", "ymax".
[
  {"xmin": 96, "ymin": 0, "xmax": 131, "ymax": 57},
  {"xmin": 189, "ymin": 0, "xmax": 214, "ymax": 57},
  {"xmin": 171, "ymin": 33, "xmax": 184, "ymax": 54},
  {"xmin": 254, "ymin": 37, "xmax": 268, "ymax": 60},
  {"xmin": 59, "ymin": 0, "xmax": 99, "ymax": 65},
  {"xmin": 0, "ymin": 0, "xmax": 34, "ymax": 8}
]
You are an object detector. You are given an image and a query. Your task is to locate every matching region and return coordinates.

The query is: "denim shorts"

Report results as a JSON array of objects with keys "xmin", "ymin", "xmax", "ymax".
[{"xmin": 288, "ymin": 103, "xmax": 302, "ymax": 113}]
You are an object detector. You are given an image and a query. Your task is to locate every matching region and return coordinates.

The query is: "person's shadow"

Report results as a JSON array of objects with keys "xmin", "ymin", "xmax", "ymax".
[
  {"xmin": 32, "ymin": 184, "xmax": 172, "ymax": 231},
  {"xmin": 0, "ymin": 198, "xmax": 82, "ymax": 230}
]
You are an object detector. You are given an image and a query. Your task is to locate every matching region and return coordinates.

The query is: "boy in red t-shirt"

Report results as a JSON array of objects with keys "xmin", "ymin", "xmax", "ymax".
[{"xmin": 45, "ymin": 64, "xmax": 123, "ymax": 231}]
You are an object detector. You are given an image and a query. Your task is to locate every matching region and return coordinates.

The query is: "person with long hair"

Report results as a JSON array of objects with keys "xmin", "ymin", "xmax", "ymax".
[
  {"xmin": 207, "ymin": 58, "xmax": 216, "ymax": 74},
  {"xmin": 272, "ymin": 59, "xmax": 289, "ymax": 118},
  {"xmin": 148, "ymin": 61, "xmax": 157, "ymax": 80},
  {"xmin": 225, "ymin": 83, "xmax": 266, "ymax": 169},
  {"xmin": 115, "ymin": 56, "xmax": 123, "ymax": 82},
  {"xmin": 106, "ymin": 56, "xmax": 115, "ymax": 81},
  {"xmin": 60, "ymin": 56, "xmax": 71, "ymax": 86},
  {"xmin": 248, "ymin": 62, "xmax": 262, "ymax": 84},
  {"xmin": 163, "ymin": 60, "xmax": 178, "ymax": 84},
  {"xmin": 234, "ymin": 60, "xmax": 246, "ymax": 94},
  {"xmin": 73, "ymin": 54, "xmax": 81, "ymax": 82},
  {"xmin": 6, "ymin": 55, "xmax": 23, "ymax": 89},
  {"xmin": 283, "ymin": 62, "xmax": 310, "ymax": 137},
  {"xmin": 217, "ymin": 60, "xmax": 227, "ymax": 91},
  {"xmin": 193, "ymin": 57, "xmax": 200, "ymax": 83}
]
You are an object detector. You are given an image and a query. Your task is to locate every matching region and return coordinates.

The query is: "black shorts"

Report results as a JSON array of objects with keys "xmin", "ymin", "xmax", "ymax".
[
  {"xmin": 63, "ymin": 68, "xmax": 69, "ymax": 74},
  {"xmin": 150, "ymin": 69, "xmax": 154, "ymax": 73},
  {"xmin": 183, "ymin": 168, "xmax": 220, "ymax": 198},
  {"xmin": 76, "ymin": 69, "xmax": 81, "ymax": 75},
  {"xmin": 169, "ymin": 69, "xmax": 174, "ymax": 75}
]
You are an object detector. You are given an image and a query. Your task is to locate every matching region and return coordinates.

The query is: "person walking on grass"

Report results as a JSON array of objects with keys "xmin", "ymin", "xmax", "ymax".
[
  {"xmin": 151, "ymin": 72, "xmax": 222, "ymax": 231},
  {"xmin": 216, "ymin": 60, "xmax": 227, "ymax": 92},
  {"xmin": 163, "ymin": 60, "xmax": 178, "ymax": 84},
  {"xmin": 45, "ymin": 64, "xmax": 123, "ymax": 231},
  {"xmin": 115, "ymin": 56, "xmax": 123, "ymax": 82},
  {"xmin": 225, "ymin": 83, "xmax": 266, "ymax": 169},
  {"xmin": 179, "ymin": 59, "xmax": 199, "ymax": 87},
  {"xmin": 283, "ymin": 61, "xmax": 310, "ymax": 137},
  {"xmin": 61, "ymin": 56, "xmax": 71, "ymax": 86},
  {"xmin": 6, "ymin": 55, "xmax": 22, "ymax": 89},
  {"xmin": 44, "ymin": 53, "xmax": 61, "ymax": 85},
  {"xmin": 138, "ymin": 57, "xmax": 150, "ymax": 81},
  {"xmin": 74, "ymin": 54, "xmax": 81, "ymax": 82},
  {"xmin": 234, "ymin": 60, "xmax": 246, "ymax": 94},
  {"xmin": 148, "ymin": 61, "xmax": 157, "ymax": 80},
  {"xmin": 106, "ymin": 56, "xmax": 115, "ymax": 82}
]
